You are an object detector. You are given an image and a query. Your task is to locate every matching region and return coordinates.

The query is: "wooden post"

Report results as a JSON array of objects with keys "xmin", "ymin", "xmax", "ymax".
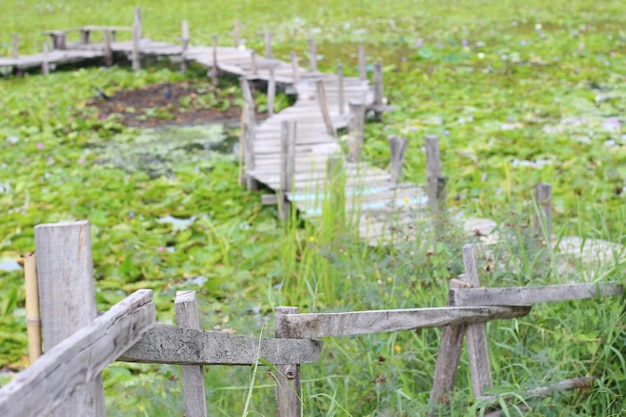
[
  {"xmin": 181, "ymin": 20, "xmax": 190, "ymax": 73},
  {"xmin": 268, "ymin": 67, "xmax": 276, "ymax": 116},
  {"xmin": 358, "ymin": 44, "xmax": 366, "ymax": 80},
  {"xmin": 337, "ymin": 62, "xmax": 344, "ymax": 115},
  {"xmin": 388, "ymin": 135, "xmax": 408, "ymax": 184},
  {"xmin": 134, "ymin": 6, "xmax": 142, "ymax": 40},
  {"xmin": 240, "ymin": 77, "xmax": 258, "ymax": 191},
  {"xmin": 250, "ymin": 51, "xmax": 258, "ymax": 75},
  {"xmin": 347, "ymin": 101, "xmax": 365, "ymax": 162},
  {"xmin": 279, "ymin": 121, "xmax": 297, "ymax": 221},
  {"xmin": 326, "ymin": 155, "xmax": 346, "ymax": 232},
  {"xmin": 176, "ymin": 291, "xmax": 208, "ymax": 417},
  {"xmin": 41, "ymin": 42, "xmax": 49, "ymax": 75},
  {"xmin": 373, "ymin": 61, "xmax": 384, "ymax": 122},
  {"xmin": 265, "ymin": 32, "xmax": 272, "ymax": 58},
  {"xmin": 131, "ymin": 22, "xmax": 140, "ymax": 71},
  {"xmin": 12, "ymin": 33, "xmax": 18, "ymax": 58},
  {"xmin": 212, "ymin": 35, "xmax": 219, "ymax": 86},
  {"xmin": 290, "ymin": 52, "xmax": 299, "ymax": 83},
  {"xmin": 80, "ymin": 29, "xmax": 90, "ymax": 44},
  {"xmin": 111, "ymin": 30, "xmax": 116, "ymax": 42},
  {"xmin": 233, "ymin": 19, "xmax": 240, "ymax": 48},
  {"xmin": 428, "ymin": 278, "xmax": 472, "ymax": 411},
  {"xmin": 103, "ymin": 30, "xmax": 113, "ymax": 67},
  {"xmin": 275, "ymin": 307, "xmax": 301, "ymax": 417},
  {"xmin": 425, "ymin": 134, "xmax": 446, "ymax": 211},
  {"xmin": 309, "ymin": 38, "xmax": 317, "ymax": 72},
  {"xmin": 23, "ymin": 252, "xmax": 42, "ymax": 364},
  {"xmin": 462, "ymin": 244, "xmax": 492, "ymax": 397},
  {"xmin": 316, "ymin": 80, "xmax": 334, "ymax": 136},
  {"xmin": 34, "ymin": 221, "xmax": 105, "ymax": 417},
  {"xmin": 534, "ymin": 183, "xmax": 552, "ymax": 240}
]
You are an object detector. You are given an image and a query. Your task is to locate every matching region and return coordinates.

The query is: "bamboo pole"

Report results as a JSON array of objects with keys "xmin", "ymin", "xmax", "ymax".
[{"xmin": 23, "ymin": 252, "xmax": 42, "ymax": 364}]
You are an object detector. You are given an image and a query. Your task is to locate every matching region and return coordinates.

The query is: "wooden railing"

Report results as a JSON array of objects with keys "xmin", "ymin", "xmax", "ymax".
[{"xmin": 0, "ymin": 221, "xmax": 621, "ymax": 417}]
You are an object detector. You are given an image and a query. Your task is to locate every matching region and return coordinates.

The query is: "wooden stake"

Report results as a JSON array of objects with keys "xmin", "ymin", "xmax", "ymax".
[
  {"xmin": 462, "ymin": 244, "xmax": 492, "ymax": 397},
  {"xmin": 134, "ymin": 6, "xmax": 142, "ymax": 40},
  {"xmin": 176, "ymin": 291, "xmax": 208, "ymax": 417},
  {"xmin": 337, "ymin": 62, "xmax": 344, "ymax": 115},
  {"xmin": 233, "ymin": 19, "xmax": 240, "ymax": 48},
  {"xmin": 35, "ymin": 221, "xmax": 105, "ymax": 417},
  {"xmin": 279, "ymin": 121, "xmax": 297, "ymax": 221},
  {"xmin": 373, "ymin": 61, "xmax": 384, "ymax": 122},
  {"xmin": 80, "ymin": 29, "xmax": 90, "ymax": 45},
  {"xmin": 41, "ymin": 42, "xmax": 49, "ymax": 75},
  {"xmin": 348, "ymin": 101, "xmax": 365, "ymax": 162},
  {"xmin": 358, "ymin": 44, "xmax": 366, "ymax": 80},
  {"xmin": 23, "ymin": 252, "xmax": 42, "ymax": 364},
  {"xmin": 238, "ymin": 105, "xmax": 246, "ymax": 186},
  {"xmin": 290, "ymin": 52, "xmax": 299, "ymax": 83},
  {"xmin": 212, "ymin": 35, "xmax": 219, "ymax": 87},
  {"xmin": 268, "ymin": 67, "xmax": 276, "ymax": 116},
  {"xmin": 425, "ymin": 134, "xmax": 446, "ymax": 211},
  {"xmin": 309, "ymin": 38, "xmax": 317, "ymax": 72},
  {"xmin": 131, "ymin": 22, "xmax": 140, "ymax": 71},
  {"xmin": 388, "ymin": 135, "xmax": 408, "ymax": 184},
  {"xmin": 181, "ymin": 20, "xmax": 189, "ymax": 73},
  {"xmin": 12, "ymin": 33, "xmax": 19, "ymax": 59},
  {"xmin": 240, "ymin": 77, "xmax": 258, "ymax": 191},
  {"xmin": 534, "ymin": 183, "xmax": 552, "ymax": 240},
  {"xmin": 316, "ymin": 80, "xmax": 334, "ymax": 136},
  {"xmin": 250, "ymin": 50, "xmax": 258, "ymax": 75},
  {"xmin": 265, "ymin": 32, "xmax": 272, "ymax": 58},
  {"xmin": 275, "ymin": 307, "xmax": 302, "ymax": 417},
  {"xmin": 103, "ymin": 29, "xmax": 113, "ymax": 67}
]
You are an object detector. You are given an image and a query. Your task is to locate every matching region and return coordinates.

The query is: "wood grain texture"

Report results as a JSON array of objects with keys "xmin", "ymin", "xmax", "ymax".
[
  {"xmin": 276, "ymin": 305, "xmax": 530, "ymax": 339},
  {"xmin": 275, "ymin": 307, "xmax": 302, "ymax": 417},
  {"xmin": 462, "ymin": 244, "xmax": 492, "ymax": 397},
  {"xmin": 34, "ymin": 220, "xmax": 105, "ymax": 417},
  {"xmin": 119, "ymin": 324, "xmax": 323, "ymax": 365},
  {"xmin": 0, "ymin": 290, "xmax": 155, "ymax": 417},
  {"xmin": 425, "ymin": 134, "xmax": 442, "ymax": 210},
  {"xmin": 388, "ymin": 135, "xmax": 408, "ymax": 184},
  {"xmin": 450, "ymin": 281, "xmax": 623, "ymax": 307},
  {"xmin": 348, "ymin": 102, "xmax": 365, "ymax": 162},
  {"xmin": 358, "ymin": 44, "xmax": 366, "ymax": 80},
  {"xmin": 535, "ymin": 182, "xmax": 552, "ymax": 239},
  {"xmin": 176, "ymin": 291, "xmax": 207, "ymax": 417}
]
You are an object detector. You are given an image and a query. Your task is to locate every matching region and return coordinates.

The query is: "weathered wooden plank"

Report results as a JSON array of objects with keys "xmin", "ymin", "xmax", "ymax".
[
  {"xmin": 275, "ymin": 306, "xmax": 531, "ymax": 339},
  {"xmin": 275, "ymin": 307, "xmax": 302, "ymax": 417},
  {"xmin": 176, "ymin": 291, "xmax": 207, "ymax": 417},
  {"xmin": 119, "ymin": 324, "xmax": 323, "ymax": 365},
  {"xmin": 35, "ymin": 220, "xmax": 105, "ymax": 417},
  {"xmin": 462, "ymin": 244, "xmax": 492, "ymax": 398},
  {"xmin": 450, "ymin": 281, "xmax": 623, "ymax": 307},
  {"xmin": 0, "ymin": 290, "xmax": 155, "ymax": 417}
]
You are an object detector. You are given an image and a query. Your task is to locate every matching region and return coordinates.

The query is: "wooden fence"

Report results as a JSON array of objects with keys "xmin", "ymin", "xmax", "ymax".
[{"xmin": 0, "ymin": 221, "xmax": 621, "ymax": 417}]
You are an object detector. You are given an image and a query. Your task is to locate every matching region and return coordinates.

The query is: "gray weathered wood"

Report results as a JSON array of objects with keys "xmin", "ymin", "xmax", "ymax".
[
  {"xmin": 134, "ymin": 6, "xmax": 142, "ymax": 39},
  {"xmin": 250, "ymin": 50, "xmax": 258, "ymax": 75},
  {"xmin": 80, "ymin": 28, "xmax": 90, "ymax": 44},
  {"xmin": 290, "ymin": 52, "xmax": 299, "ymax": 83},
  {"xmin": 276, "ymin": 305, "xmax": 531, "ymax": 339},
  {"xmin": 120, "ymin": 323, "xmax": 322, "ymax": 365},
  {"xmin": 279, "ymin": 120, "xmax": 297, "ymax": 221},
  {"xmin": 316, "ymin": 80, "xmax": 334, "ymax": 136},
  {"xmin": 41, "ymin": 42, "xmax": 49, "ymax": 75},
  {"xmin": 373, "ymin": 61, "xmax": 383, "ymax": 122},
  {"xmin": 388, "ymin": 135, "xmax": 408, "ymax": 184},
  {"xmin": 265, "ymin": 32, "xmax": 272, "ymax": 59},
  {"xmin": 275, "ymin": 307, "xmax": 302, "ymax": 417},
  {"xmin": 534, "ymin": 182, "xmax": 552, "ymax": 240},
  {"xmin": 450, "ymin": 281, "xmax": 623, "ymax": 307},
  {"xmin": 462, "ymin": 244, "xmax": 492, "ymax": 397},
  {"xmin": 131, "ymin": 22, "xmax": 140, "ymax": 71},
  {"xmin": 428, "ymin": 279, "xmax": 473, "ymax": 411},
  {"xmin": 103, "ymin": 29, "xmax": 113, "ymax": 67},
  {"xmin": 212, "ymin": 35, "xmax": 218, "ymax": 86},
  {"xmin": 425, "ymin": 134, "xmax": 446, "ymax": 210},
  {"xmin": 35, "ymin": 220, "xmax": 105, "ymax": 417},
  {"xmin": 240, "ymin": 77, "xmax": 258, "ymax": 191},
  {"xmin": 358, "ymin": 44, "xmax": 366, "ymax": 80},
  {"xmin": 479, "ymin": 376, "xmax": 595, "ymax": 406},
  {"xmin": 180, "ymin": 20, "xmax": 189, "ymax": 73},
  {"xmin": 12, "ymin": 33, "xmax": 18, "ymax": 59},
  {"xmin": 337, "ymin": 62, "xmax": 344, "ymax": 114},
  {"xmin": 268, "ymin": 67, "xmax": 276, "ymax": 116},
  {"xmin": 0, "ymin": 290, "xmax": 155, "ymax": 417},
  {"xmin": 176, "ymin": 291, "xmax": 207, "ymax": 417},
  {"xmin": 348, "ymin": 101, "xmax": 365, "ymax": 162},
  {"xmin": 233, "ymin": 19, "xmax": 240, "ymax": 48},
  {"xmin": 309, "ymin": 38, "xmax": 317, "ymax": 72}
]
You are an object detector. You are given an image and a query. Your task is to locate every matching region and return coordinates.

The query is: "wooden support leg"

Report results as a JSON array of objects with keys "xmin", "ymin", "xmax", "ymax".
[
  {"xmin": 309, "ymin": 38, "xmax": 317, "ymax": 72},
  {"xmin": 387, "ymin": 135, "xmax": 408, "ymax": 184},
  {"xmin": 534, "ymin": 183, "xmax": 552, "ymax": 242},
  {"xmin": 275, "ymin": 307, "xmax": 302, "ymax": 417},
  {"xmin": 233, "ymin": 19, "xmax": 240, "ymax": 48},
  {"xmin": 337, "ymin": 62, "xmax": 344, "ymax": 115},
  {"xmin": 181, "ymin": 20, "xmax": 189, "ymax": 73},
  {"xmin": 425, "ymin": 134, "xmax": 446, "ymax": 212},
  {"xmin": 373, "ymin": 61, "xmax": 384, "ymax": 122},
  {"xmin": 358, "ymin": 44, "xmax": 366, "ymax": 80},
  {"xmin": 348, "ymin": 101, "xmax": 365, "ymax": 162},
  {"xmin": 279, "ymin": 121, "xmax": 297, "ymax": 222},
  {"xmin": 103, "ymin": 30, "xmax": 113, "ymax": 67},
  {"xmin": 316, "ymin": 80, "xmax": 334, "ymax": 136}
]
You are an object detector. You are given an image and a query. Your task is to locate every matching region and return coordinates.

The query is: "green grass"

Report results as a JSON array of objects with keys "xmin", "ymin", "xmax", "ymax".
[{"xmin": 1, "ymin": 0, "xmax": 626, "ymax": 416}]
